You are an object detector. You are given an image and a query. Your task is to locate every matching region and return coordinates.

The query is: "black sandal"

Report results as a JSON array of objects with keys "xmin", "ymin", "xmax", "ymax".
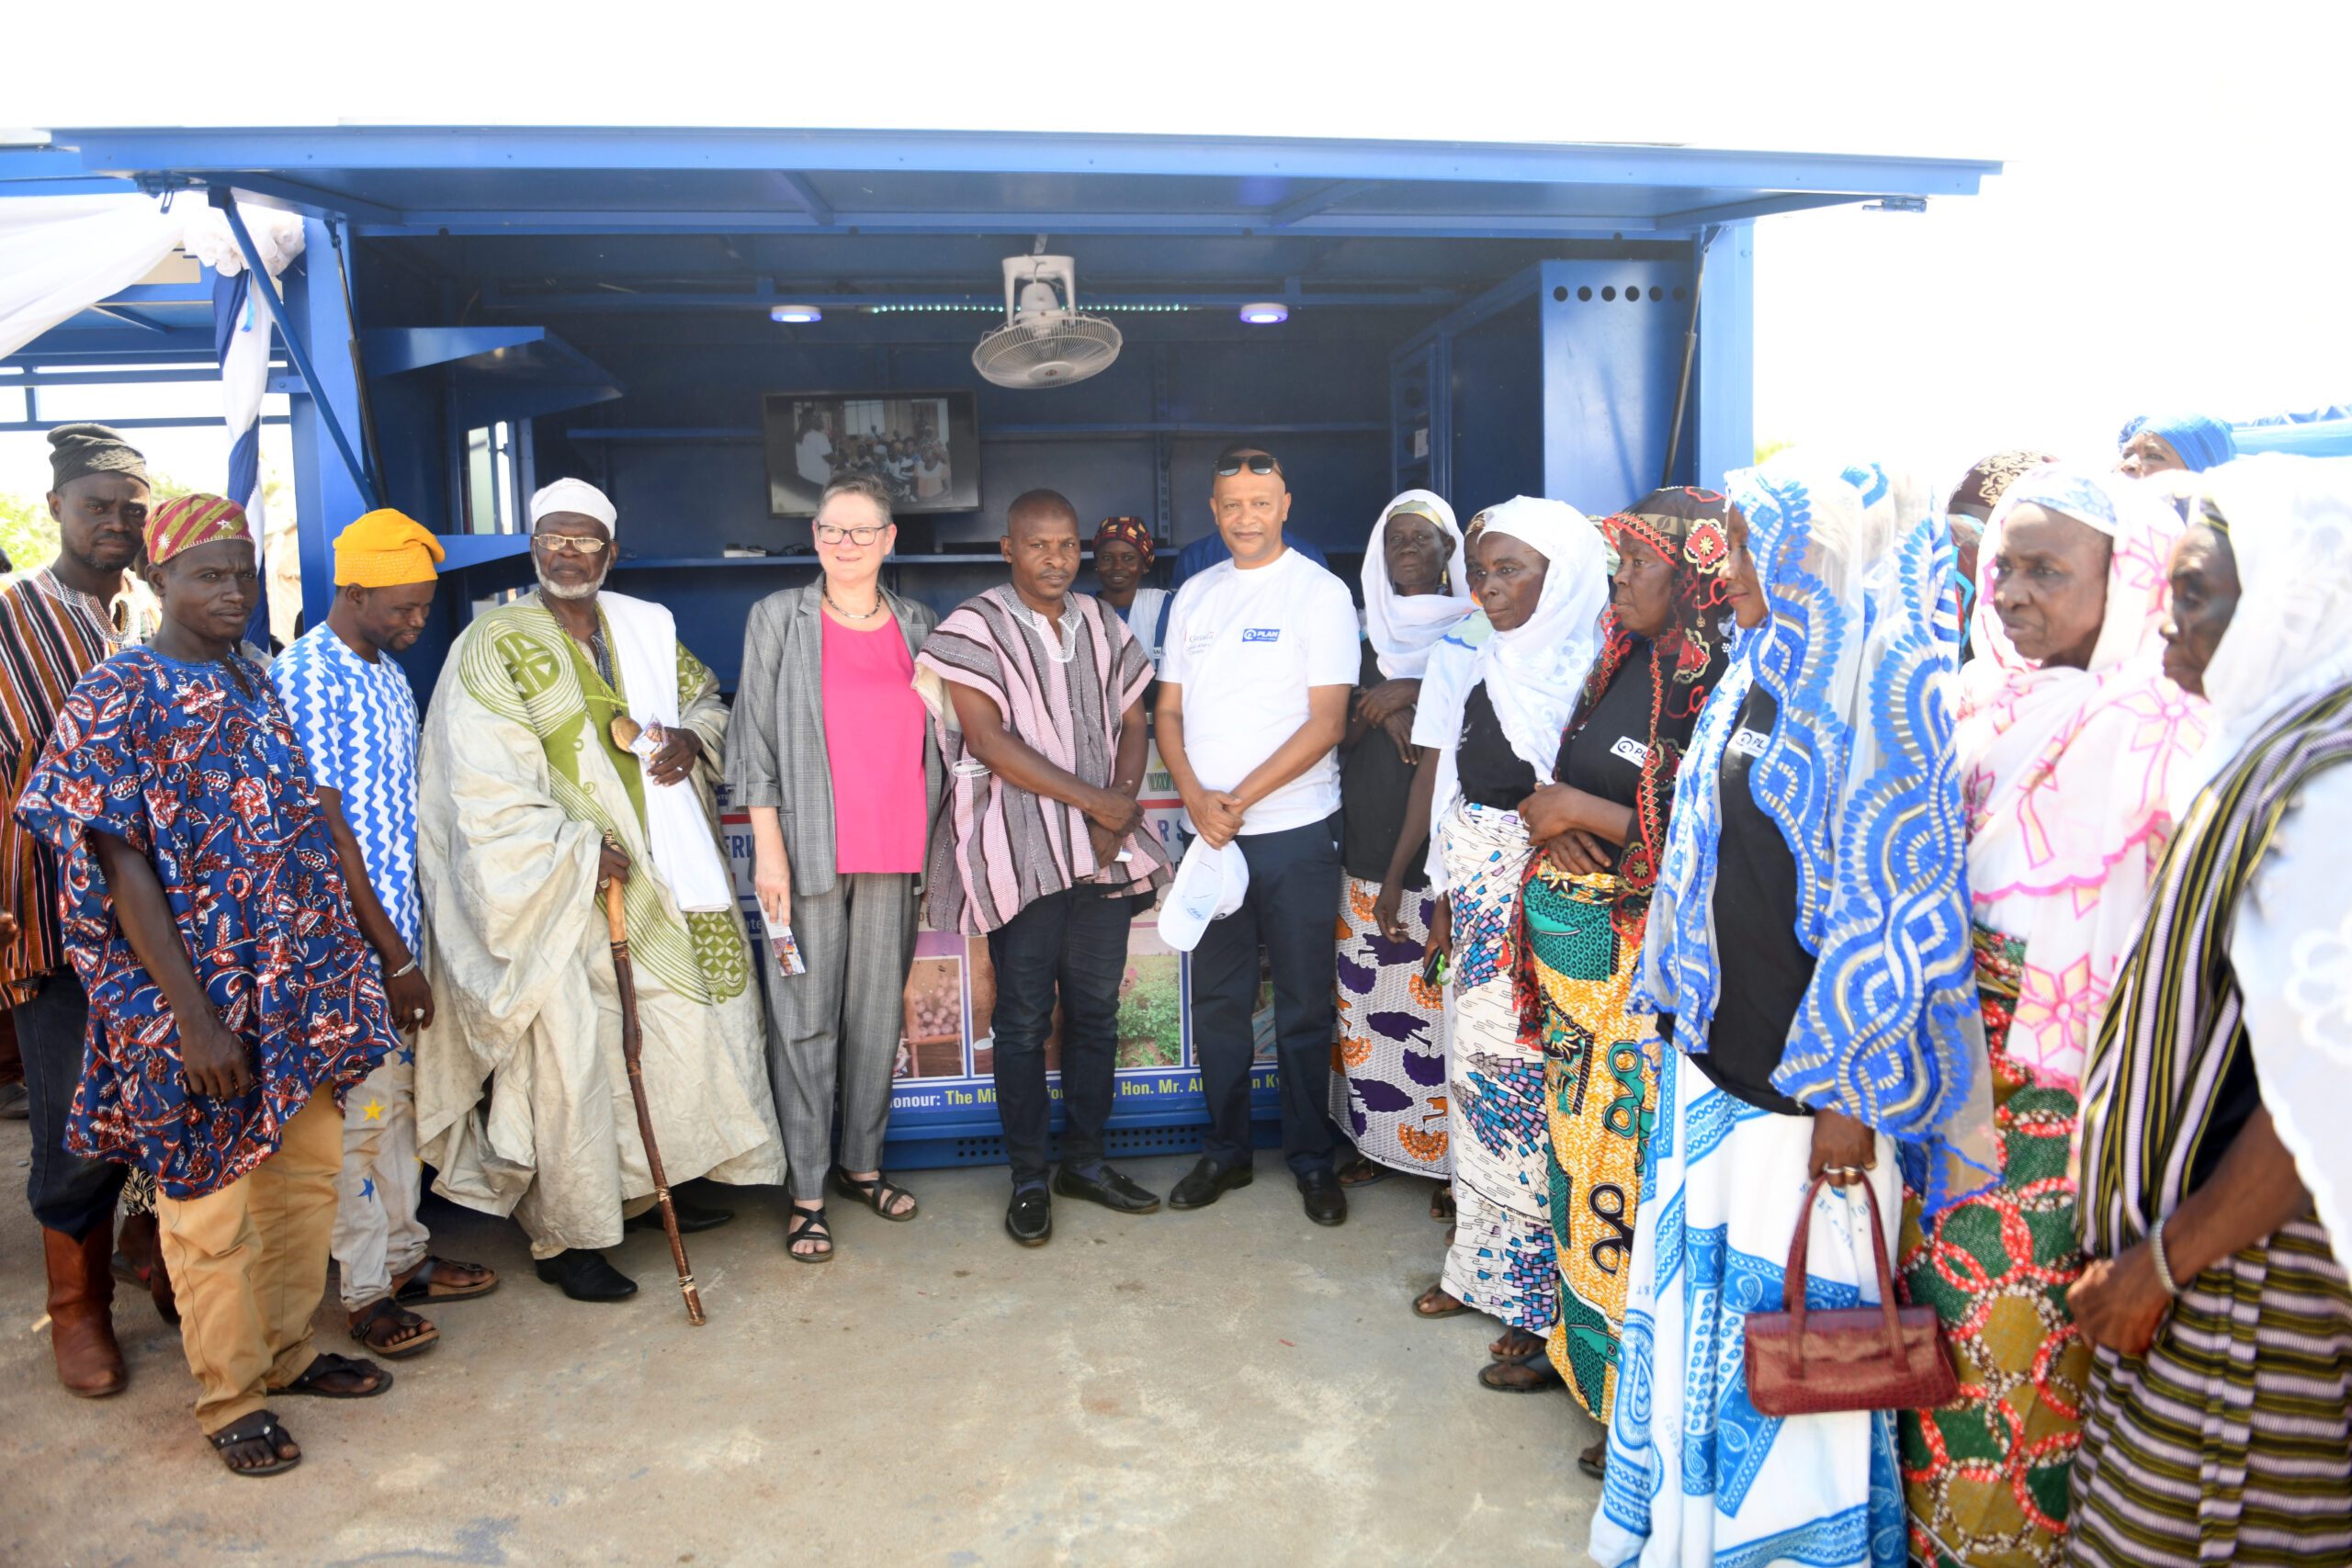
[
  {"xmin": 209, "ymin": 1410, "xmax": 300, "ymax": 1477},
  {"xmin": 786, "ymin": 1205, "xmax": 834, "ymax": 1264},
  {"xmin": 1337, "ymin": 1155, "xmax": 1388, "ymax": 1188},
  {"xmin": 279, "ymin": 1350, "xmax": 392, "ymax": 1399},
  {"xmin": 1477, "ymin": 1348, "xmax": 1565, "ymax": 1393},
  {"xmin": 1577, "ymin": 1440, "xmax": 1607, "ymax": 1481},
  {"xmin": 831, "ymin": 1168, "xmax": 918, "ymax": 1222},
  {"xmin": 348, "ymin": 1298, "xmax": 439, "ymax": 1359}
]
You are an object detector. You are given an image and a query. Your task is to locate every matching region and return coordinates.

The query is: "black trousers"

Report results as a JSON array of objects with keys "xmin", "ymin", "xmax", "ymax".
[
  {"xmin": 987, "ymin": 883, "xmax": 1134, "ymax": 1187},
  {"xmin": 15, "ymin": 969, "xmax": 125, "ymax": 1240},
  {"xmin": 1188, "ymin": 818, "xmax": 1341, "ymax": 1178}
]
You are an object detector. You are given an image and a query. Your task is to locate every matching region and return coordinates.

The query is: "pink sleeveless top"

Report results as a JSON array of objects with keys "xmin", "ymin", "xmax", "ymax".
[{"xmin": 821, "ymin": 612, "xmax": 926, "ymax": 874}]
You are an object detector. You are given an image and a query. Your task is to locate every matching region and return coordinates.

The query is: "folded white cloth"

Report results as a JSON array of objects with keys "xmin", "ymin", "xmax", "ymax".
[{"xmin": 597, "ymin": 592, "xmax": 734, "ymax": 912}]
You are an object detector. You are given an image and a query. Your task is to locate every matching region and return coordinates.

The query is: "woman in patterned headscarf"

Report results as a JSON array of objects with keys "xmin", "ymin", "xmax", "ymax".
[
  {"xmin": 1477, "ymin": 492, "xmax": 1734, "ymax": 1437},
  {"xmin": 1592, "ymin": 455, "xmax": 1995, "ymax": 1568},
  {"xmin": 1897, "ymin": 468, "xmax": 2205, "ymax": 1568},
  {"xmin": 2116, "ymin": 412, "xmax": 2237, "ymax": 478},
  {"xmin": 2066, "ymin": 455, "xmax": 2352, "ymax": 1567}
]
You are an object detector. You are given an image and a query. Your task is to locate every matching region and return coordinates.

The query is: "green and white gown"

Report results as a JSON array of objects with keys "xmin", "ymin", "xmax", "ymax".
[{"xmin": 414, "ymin": 592, "xmax": 784, "ymax": 1258}]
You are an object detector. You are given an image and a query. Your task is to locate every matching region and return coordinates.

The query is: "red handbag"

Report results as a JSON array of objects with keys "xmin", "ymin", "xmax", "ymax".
[{"xmin": 1742, "ymin": 1174, "xmax": 1958, "ymax": 1417}]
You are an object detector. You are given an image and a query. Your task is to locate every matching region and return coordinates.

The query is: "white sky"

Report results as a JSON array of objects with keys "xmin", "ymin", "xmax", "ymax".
[{"xmin": 6, "ymin": 0, "xmax": 2349, "ymax": 495}]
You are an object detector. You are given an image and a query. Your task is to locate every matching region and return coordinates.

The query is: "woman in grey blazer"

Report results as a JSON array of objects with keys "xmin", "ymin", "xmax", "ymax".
[{"xmin": 726, "ymin": 474, "xmax": 944, "ymax": 1261}]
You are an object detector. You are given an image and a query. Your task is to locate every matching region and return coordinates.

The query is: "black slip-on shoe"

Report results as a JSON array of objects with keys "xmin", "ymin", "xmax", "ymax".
[
  {"xmin": 533, "ymin": 1248, "xmax": 639, "ymax": 1303},
  {"xmin": 626, "ymin": 1199, "xmax": 734, "ymax": 1235},
  {"xmin": 1053, "ymin": 1164, "xmax": 1162, "ymax": 1214},
  {"xmin": 1167, "ymin": 1156, "xmax": 1253, "ymax": 1211},
  {"xmin": 1006, "ymin": 1187, "xmax": 1053, "ymax": 1247},
  {"xmin": 1298, "ymin": 1168, "xmax": 1348, "ymax": 1227}
]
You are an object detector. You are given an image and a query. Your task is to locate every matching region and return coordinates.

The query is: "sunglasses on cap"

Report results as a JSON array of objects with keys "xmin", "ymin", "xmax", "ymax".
[{"xmin": 1215, "ymin": 454, "xmax": 1281, "ymax": 478}]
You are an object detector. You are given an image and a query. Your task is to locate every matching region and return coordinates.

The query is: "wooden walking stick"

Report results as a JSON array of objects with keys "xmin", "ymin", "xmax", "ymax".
[{"xmin": 603, "ymin": 839, "xmax": 707, "ymax": 1325}]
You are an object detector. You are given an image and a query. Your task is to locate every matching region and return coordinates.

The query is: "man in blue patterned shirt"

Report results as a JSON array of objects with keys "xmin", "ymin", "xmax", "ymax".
[{"xmin": 272, "ymin": 510, "xmax": 498, "ymax": 1361}]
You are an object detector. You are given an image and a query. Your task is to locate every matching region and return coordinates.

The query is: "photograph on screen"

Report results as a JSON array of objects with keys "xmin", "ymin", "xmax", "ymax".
[{"xmin": 763, "ymin": 391, "xmax": 979, "ymax": 517}]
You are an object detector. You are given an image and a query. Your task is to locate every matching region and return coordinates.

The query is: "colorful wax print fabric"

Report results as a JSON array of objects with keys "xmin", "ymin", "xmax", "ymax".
[
  {"xmin": 1436, "ymin": 801, "xmax": 1555, "ymax": 1332},
  {"xmin": 14, "ymin": 648, "xmax": 397, "ymax": 1199},
  {"xmin": 1898, "ymin": 926, "xmax": 2091, "ymax": 1568},
  {"xmin": 1329, "ymin": 874, "xmax": 1450, "ymax": 1177},
  {"xmin": 1524, "ymin": 861, "xmax": 1657, "ymax": 1423}
]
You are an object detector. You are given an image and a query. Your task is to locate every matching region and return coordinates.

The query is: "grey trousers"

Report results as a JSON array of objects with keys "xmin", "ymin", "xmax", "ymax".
[{"xmin": 764, "ymin": 872, "xmax": 917, "ymax": 1201}]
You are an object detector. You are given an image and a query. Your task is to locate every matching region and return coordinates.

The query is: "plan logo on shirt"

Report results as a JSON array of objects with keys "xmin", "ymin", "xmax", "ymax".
[
  {"xmin": 1610, "ymin": 737, "xmax": 1650, "ymax": 768},
  {"xmin": 1729, "ymin": 728, "xmax": 1770, "ymax": 759},
  {"xmin": 1241, "ymin": 628, "xmax": 1282, "ymax": 643}
]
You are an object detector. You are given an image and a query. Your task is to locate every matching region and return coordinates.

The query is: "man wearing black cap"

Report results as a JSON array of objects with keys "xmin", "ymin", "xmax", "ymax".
[{"xmin": 1, "ymin": 424, "xmax": 163, "ymax": 1395}]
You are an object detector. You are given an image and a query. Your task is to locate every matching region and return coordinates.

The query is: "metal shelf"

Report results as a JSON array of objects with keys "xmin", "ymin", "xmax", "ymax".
[{"xmin": 563, "ymin": 421, "xmax": 1385, "ymax": 444}]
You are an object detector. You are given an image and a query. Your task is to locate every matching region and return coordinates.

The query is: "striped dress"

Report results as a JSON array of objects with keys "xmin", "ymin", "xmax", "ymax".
[
  {"xmin": 2070, "ymin": 685, "xmax": 2352, "ymax": 1565},
  {"xmin": 0, "ymin": 570, "xmax": 147, "ymax": 1008}
]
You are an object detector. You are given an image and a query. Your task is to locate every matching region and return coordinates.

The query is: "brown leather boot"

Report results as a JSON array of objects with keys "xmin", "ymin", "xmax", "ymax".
[{"xmin": 43, "ymin": 1224, "xmax": 127, "ymax": 1397}]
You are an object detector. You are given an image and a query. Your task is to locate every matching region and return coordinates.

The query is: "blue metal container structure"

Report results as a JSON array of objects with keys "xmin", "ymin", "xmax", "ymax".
[{"xmin": 1, "ymin": 127, "xmax": 1996, "ymax": 1166}]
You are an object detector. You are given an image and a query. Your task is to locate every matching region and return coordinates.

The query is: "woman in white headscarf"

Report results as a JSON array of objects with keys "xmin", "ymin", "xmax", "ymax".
[
  {"xmin": 1898, "ymin": 467, "xmax": 2205, "ymax": 1568},
  {"xmin": 1330, "ymin": 492, "xmax": 1474, "ymax": 1191},
  {"xmin": 2067, "ymin": 455, "xmax": 2352, "ymax": 1567},
  {"xmin": 1404, "ymin": 496, "xmax": 1611, "ymax": 1364}
]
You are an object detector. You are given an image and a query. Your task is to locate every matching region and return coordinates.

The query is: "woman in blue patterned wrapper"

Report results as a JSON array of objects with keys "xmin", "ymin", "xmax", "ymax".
[{"xmin": 1590, "ymin": 454, "xmax": 1996, "ymax": 1568}]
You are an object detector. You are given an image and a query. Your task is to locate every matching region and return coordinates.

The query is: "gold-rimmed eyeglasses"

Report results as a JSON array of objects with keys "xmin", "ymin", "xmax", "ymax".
[{"xmin": 533, "ymin": 534, "xmax": 611, "ymax": 558}]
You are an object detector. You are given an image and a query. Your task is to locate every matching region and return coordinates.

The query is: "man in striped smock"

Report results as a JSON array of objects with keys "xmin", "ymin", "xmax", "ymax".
[
  {"xmin": 917, "ymin": 489, "xmax": 1171, "ymax": 1246},
  {"xmin": 272, "ymin": 511, "xmax": 499, "ymax": 1361},
  {"xmin": 3, "ymin": 423, "xmax": 164, "ymax": 1397}
]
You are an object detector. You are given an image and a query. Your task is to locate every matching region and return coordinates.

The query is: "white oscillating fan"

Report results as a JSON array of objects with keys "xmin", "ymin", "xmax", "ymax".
[{"xmin": 972, "ymin": 254, "xmax": 1124, "ymax": 389}]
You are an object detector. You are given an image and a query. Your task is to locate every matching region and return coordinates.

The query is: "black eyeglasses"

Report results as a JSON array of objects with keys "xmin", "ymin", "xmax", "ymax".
[{"xmin": 1215, "ymin": 454, "xmax": 1280, "ymax": 478}]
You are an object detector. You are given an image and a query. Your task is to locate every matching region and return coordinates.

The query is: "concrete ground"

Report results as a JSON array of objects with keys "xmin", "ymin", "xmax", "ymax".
[{"xmin": 3, "ymin": 1124, "xmax": 1601, "ymax": 1567}]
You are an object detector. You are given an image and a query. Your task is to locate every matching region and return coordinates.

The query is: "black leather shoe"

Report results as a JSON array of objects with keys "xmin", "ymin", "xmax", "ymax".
[
  {"xmin": 533, "ymin": 1248, "xmax": 639, "ymax": 1302},
  {"xmin": 1054, "ymin": 1164, "xmax": 1162, "ymax": 1214},
  {"xmin": 1167, "ymin": 1156, "xmax": 1253, "ymax": 1211},
  {"xmin": 626, "ymin": 1198, "xmax": 734, "ymax": 1235},
  {"xmin": 1298, "ymin": 1169, "xmax": 1348, "ymax": 1227},
  {"xmin": 1005, "ymin": 1187, "xmax": 1053, "ymax": 1247}
]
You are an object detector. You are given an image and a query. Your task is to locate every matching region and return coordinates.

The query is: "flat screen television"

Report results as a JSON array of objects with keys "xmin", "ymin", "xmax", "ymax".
[{"xmin": 763, "ymin": 389, "xmax": 981, "ymax": 518}]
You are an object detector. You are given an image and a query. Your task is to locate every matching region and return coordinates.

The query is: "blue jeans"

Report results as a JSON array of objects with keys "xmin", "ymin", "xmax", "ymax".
[
  {"xmin": 987, "ymin": 883, "xmax": 1133, "ymax": 1187},
  {"xmin": 16, "ymin": 969, "xmax": 125, "ymax": 1240},
  {"xmin": 1188, "ymin": 818, "xmax": 1341, "ymax": 1178}
]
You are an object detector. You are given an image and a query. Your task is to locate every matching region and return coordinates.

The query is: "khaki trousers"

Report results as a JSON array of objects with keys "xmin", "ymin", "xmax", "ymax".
[{"xmin": 154, "ymin": 1091, "xmax": 344, "ymax": 1434}]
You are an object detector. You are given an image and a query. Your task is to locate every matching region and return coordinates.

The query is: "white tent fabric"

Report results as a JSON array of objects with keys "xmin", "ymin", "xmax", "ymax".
[
  {"xmin": 0, "ymin": 192, "xmax": 307, "ymax": 360},
  {"xmin": 0, "ymin": 195, "xmax": 185, "ymax": 360}
]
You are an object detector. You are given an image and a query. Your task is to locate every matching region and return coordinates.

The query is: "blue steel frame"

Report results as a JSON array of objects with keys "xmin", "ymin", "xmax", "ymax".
[{"xmin": 0, "ymin": 129, "xmax": 1989, "ymax": 1166}]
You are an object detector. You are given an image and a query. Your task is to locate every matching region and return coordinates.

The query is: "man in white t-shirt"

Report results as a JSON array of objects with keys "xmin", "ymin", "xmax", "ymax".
[{"xmin": 1154, "ymin": 445, "xmax": 1359, "ymax": 1227}]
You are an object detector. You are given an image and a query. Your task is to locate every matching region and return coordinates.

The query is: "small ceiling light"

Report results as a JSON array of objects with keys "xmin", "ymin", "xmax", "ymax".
[
  {"xmin": 770, "ymin": 304, "xmax": 823, "ymax": 324},
  {"xmin": 1238, "ymin": 302, "xmax": 1289, "ymax": 325}
]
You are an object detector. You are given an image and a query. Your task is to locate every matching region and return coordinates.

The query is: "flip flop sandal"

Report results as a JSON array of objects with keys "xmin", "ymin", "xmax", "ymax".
[
  {"xmin": 393, "ymin": 1256, "xmax": 500, "ymax": 1304},
  {"xmin": 348, "ymin": 1298, "xmax": 440, "ymax": 1359},
  {"xmin": 1488, "ymin": 1331, "xmax": 1548, "ymax": 1361},
  {"xmin": 1477, "ymin": 1350, "xmax": 1565, "ymax": 1393},
  {"xmin": 1577, "ymin": 1442, "xmax": 1607, "ymax": 1481},
  {"xmin": 279, "ymin": 1350, "xmax": 393, "ymax": 1400},
  {"xmin": 831, "ymin": 1168, "xmax": 918, "ymax": 1222},
  {"xmin": 1430, "ymin": 1188, "xmax": 1456, "ymax": 1221},
  {"xmin": 209, "ymin": 1411, "xmax": 300, "ymax": 1478},
  {"xmin": 1337, "ymin": 1157, "xmax": 1389, "ymax": 1188},
  {"xmin": 1411, "ymin": 1287, "xmax": 1469, "ymax": 1320},
  {"xmin": 786, "ymin": 1206, "xmax": 834, "ymax": 1264}
]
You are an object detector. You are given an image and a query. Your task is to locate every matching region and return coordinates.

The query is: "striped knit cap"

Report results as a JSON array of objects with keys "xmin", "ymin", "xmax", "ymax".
[{"xmin": 145, "ymin": 493, "xmax": 251, "ymax": 565}]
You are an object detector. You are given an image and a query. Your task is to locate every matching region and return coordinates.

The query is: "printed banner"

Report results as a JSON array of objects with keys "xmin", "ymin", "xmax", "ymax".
[{"xmin": 718, "ymin": 739, "xmax": 1283, "ymax": 1159}]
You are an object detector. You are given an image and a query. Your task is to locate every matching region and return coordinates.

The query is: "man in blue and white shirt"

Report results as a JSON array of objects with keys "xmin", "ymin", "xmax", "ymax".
[{"xmin": 272, "ymin": 509, "xmax": 498, "ymax": 1359}]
